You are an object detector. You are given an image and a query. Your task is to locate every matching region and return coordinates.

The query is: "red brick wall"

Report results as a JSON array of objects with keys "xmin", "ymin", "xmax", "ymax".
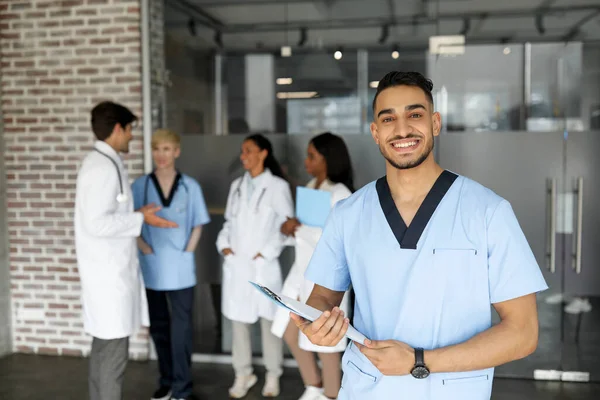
[{"xmin": 1, "ymin": 0, "xmax": 149, "ymax": 359}]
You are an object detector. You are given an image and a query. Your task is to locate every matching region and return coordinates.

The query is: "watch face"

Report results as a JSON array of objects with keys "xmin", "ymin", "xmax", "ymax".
[{"xmin": 411, "ymin": 366, "xmax": 430, "ymax": 379}]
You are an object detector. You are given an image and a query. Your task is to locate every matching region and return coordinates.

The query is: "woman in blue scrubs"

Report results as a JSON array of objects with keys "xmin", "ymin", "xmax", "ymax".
[{"xmin": 132, "ymin": 129, "xmax": 210, "ymax": 400}]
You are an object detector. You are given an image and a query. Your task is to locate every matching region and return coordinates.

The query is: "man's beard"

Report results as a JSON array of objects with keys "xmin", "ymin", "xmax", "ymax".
[{"xmin": 379, "ymin": 133, "xmax": 434, "ymax": 170}]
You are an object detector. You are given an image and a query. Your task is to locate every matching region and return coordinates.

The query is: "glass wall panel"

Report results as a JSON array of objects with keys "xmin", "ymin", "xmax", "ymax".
[
  {"xmin": 579, "ymin": 42, "xmax": 599, "ymax": 131},
  {"xmin": 218, "ymin": 51, "xmax": 360, "ymax": 134},
  {"xmin": 164, "ymin": 33, "xmax": 216, "ymax": 134},
  {"xmin": 427, "ymin": 44, "xmax": 525, "ymax": 132},
  {"xmin": 527, "ymin": 42, "xmax": 582, "ymax": 132},
  {"xmin": 278, "ymin": 51, "xmax": 360, "ymax": 134}
]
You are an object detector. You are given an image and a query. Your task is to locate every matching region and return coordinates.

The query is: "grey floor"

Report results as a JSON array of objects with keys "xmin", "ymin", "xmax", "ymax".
[{"xmin": 1, "ymin": 354, "xmax": 600, "ymax": 399}]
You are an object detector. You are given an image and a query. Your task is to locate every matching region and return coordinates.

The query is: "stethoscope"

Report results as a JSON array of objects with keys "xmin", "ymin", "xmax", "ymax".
[
  {"xmin": 142, "ymin": 172, "xmax": 189, "ymax": 208},
  {"xmin": 231, "ymin": 178, "xmax": 267, "ymax": 216},
  {"xmin": 142, "ymin": 173, "xmax": 190, "ymax": 249},
  {"xmin": 94, "ymin": 148, "xmax": 128, "ymax": 203}
]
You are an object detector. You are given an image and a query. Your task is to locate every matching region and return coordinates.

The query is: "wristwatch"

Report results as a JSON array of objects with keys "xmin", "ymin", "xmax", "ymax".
[{"xmin": 410, "ymin": 348, "xmax": 430, "ymax": 379}]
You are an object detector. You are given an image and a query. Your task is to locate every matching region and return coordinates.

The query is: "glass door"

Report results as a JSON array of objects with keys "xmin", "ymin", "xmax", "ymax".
[
  {"xmin": 428, "ymin": 44, "xmax": 566, "ymax": 379},
  {"xmin": 562, "ymin": 130, "xmax": 600, "ymax": 383}
]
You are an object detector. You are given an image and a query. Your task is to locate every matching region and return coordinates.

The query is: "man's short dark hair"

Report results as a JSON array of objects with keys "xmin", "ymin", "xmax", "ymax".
[
  {"xmin": 372, "ymin": 71, "xmax": 434, "ymax": 112},
  {"xmin": 90, "ymin": 101, "xmax": 138, "ymax": 141}
]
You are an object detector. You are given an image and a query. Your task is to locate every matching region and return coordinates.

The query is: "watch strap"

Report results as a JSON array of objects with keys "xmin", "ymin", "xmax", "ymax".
[{"xmin": 414, "ymin": 347, "xmax": 425, "ymax": 367}]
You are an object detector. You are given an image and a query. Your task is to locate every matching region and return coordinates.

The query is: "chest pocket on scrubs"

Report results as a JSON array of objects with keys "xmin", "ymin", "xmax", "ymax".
[
  {"xmin": 432, "ymin": 247, "xmax": 478, "ymax": 276},
  {"xmin": 432, "ymin": 247, "xmax": 487, "ymax": 341},
  {"xmin": 170, "ymin": 197, "xmax": 188, "ymax": 219},
  {"xmin": 436, "ymin": 369, "xmax": 492, "ymax": 400}
]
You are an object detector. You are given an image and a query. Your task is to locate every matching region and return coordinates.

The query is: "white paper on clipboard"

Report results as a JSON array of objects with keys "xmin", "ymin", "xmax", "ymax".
[{"xmin": 249, "ymin": 281, "xmax": 368, "ymax": 345}]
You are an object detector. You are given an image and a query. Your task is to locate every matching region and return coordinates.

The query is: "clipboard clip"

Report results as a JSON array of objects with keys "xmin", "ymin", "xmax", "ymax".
[{"xmin": 255, "ymin": 282, "xmax": 283, "ymax": 303}]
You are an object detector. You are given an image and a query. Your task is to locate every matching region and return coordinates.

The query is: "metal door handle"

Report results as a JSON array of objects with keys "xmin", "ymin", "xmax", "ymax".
[
  {"xmin": 546, "ymin": 178, "xmax": 556, "ymax": 273},
  {"xmin": 572, "ymin": 177, "xmax": 583, "ymax": 274}
]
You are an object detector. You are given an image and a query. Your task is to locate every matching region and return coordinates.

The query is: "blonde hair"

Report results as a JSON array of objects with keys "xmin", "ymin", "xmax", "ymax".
[{"xmin": 151, "ymin": 129, "xmax": 181, "ymax": 148}]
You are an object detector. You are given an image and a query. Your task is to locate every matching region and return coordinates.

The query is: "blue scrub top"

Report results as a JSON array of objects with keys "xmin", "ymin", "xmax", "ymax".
[
  {"xmin": 305, "ymin": 171, "xmax": 548, "ymax": 400},
  {"xmin": 132, "ymin": 173, "xmax": 210, "ymax": 291}
]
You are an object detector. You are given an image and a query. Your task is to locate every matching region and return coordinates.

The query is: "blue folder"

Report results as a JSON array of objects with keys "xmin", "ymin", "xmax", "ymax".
[{"xmin": 296, "ymin": 186, "xmax": 331, "ymax": 228}]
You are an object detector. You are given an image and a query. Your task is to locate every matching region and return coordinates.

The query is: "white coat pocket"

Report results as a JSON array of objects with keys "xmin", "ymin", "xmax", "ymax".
[{"xmin": 222, "ymin": 254, "xmax": 259, "ymax": 324}]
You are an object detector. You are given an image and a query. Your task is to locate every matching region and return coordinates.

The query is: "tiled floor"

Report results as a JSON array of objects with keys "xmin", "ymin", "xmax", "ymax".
[{"xmin": 1, "ymin": 354, "xmax": 599, "ymax": 399}]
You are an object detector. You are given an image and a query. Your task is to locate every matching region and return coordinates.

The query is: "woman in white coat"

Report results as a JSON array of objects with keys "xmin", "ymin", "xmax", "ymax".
[
  {"xmin": 274, "ymin": 133, "xmax": 354, "ymax": 400},
  {"xmin": 216, "ymin": 134, "xmax": 294, "ymax": 399}
]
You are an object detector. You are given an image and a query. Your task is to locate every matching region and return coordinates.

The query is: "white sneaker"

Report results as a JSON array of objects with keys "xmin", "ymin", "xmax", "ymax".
[
  {"xmin": 262, "ymin": 374, "xmax": 280, "ymax": 397},
  {"xmin": 565, "ymin": 297, "xmax": 592, "ymax": 314},
  {"xmin": 545, "ymin": 293, "xmax": 567, "ymax": 304},
  {"xmin": 229, "ymin": 374, "xmax": 258, "ymax": 398},
  {"xmin": 298, "ymin": 386, "xmax": 324, "ymax": 400}
]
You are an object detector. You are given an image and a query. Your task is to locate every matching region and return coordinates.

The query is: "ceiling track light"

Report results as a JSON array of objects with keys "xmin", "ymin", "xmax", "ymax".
[
  {"xmin": 298, "ymin": 27, "xmax": 307, "ymax": 47},
  {"xmin": 214, "ymin": 30, "xmax": 223, "ymax": 48},
  {"xmin": 334, "ymin": 47, "xmax": 343, "ymax": 60},
  {"xmin": 188, "ymin": 18, "xmax": 196, "ymax": 36},
  {"xmin": 460, "ymin": 18, "xmax": 470, "ymax": 36},
  {"xmin": 391, "ymin": 45, "xmax": 400, "ymax": 59},
  {"xmin": 535, "ymin": 14, "xmax": 545, "ymax": 35},
  {"xmin": 378, "ymin": 24, "xmax": 390, "ymax": 44}
]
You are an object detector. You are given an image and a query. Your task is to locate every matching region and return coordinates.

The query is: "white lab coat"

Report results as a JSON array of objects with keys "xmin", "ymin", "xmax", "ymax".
[
  {"xmin": 216, "ymin": 169, "xmax": 294, "ymax": 324},
  {"xmin": 271, "ymin": 178, "xmax": 352, "ymax": 353},
  {"xmin": 74, "ymin": 141, "xmax": 148, "ymax": 340}
]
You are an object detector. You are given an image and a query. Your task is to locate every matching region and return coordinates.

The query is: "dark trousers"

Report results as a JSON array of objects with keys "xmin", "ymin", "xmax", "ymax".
[
  {"xmin": 146, "ymin": 287, "xmax": 194, "ymax": 398},
  {"xmin": 89, "ymin": 336, "xmax": 129, "ymax": 400}
]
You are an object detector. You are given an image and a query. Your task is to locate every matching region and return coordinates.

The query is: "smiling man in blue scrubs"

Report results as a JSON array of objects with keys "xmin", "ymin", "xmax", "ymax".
[
  {"xmin": 291, "ymin": 71, "xmax": 548, "ymax": 399},
  {"xmin": 132, "ymin": 129, "xmax": 210, "ymax": 400}
]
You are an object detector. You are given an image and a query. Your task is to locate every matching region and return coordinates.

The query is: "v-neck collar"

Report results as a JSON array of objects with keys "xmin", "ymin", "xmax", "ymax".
[
  {"xmin": 150, "ymin": 171, "xmax": 182, "ymax": 208},
  {"xmin": 376, "ymin": 170, "xmax": 458, "ymax": 250}
]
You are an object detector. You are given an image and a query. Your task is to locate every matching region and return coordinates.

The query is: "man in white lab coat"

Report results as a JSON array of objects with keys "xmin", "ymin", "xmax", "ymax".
[{"xmin": 75, "ymin": 101, "xmax": 177, "ymax": 400}]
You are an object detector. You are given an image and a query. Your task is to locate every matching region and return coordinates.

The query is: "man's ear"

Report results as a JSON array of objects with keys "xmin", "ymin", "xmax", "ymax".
[
  {"xmin": 112, "ymin": 123, "xmax": 123, "ymax": 136},
  {"xmin": 370, "ymin": 121, "xmax": 379, "ymax": 145},
  {"xmin": 432, "ymin": 112, "xmax": 441, "ymax": 137}
]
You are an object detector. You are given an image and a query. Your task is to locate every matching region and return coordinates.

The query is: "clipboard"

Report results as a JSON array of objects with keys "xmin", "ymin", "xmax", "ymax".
[{"xmin": 249, "ymin": 281, "xmax": 368, "ymax": 345}]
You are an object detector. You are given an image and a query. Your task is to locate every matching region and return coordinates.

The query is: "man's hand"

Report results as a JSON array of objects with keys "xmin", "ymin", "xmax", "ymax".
[
  {"xmin": 137, "ymin": 203, "xmax": 178, "ymax": 228},
  {"xmin": 222, "ymin": 248, "xmax": 234, "ymax": 256},
  {"xmin": 290, "ymin": 306, "xmax": 349, "ymax": 347},
  {"xmin": 280, "ymin": 217, "xmax": 301, "ymax": 236},
  {"xmin": 355, "ymin": 340, "xmax": 414, "ymax": 376}
]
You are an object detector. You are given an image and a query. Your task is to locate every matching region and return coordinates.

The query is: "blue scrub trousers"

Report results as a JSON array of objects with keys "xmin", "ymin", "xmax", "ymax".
[{"xmin": 146, "ymin": 287, "xmax": 194, "ymax": 398}]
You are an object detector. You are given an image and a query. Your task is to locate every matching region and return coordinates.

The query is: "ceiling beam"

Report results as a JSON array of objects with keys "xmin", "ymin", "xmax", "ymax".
[
  {"xmin": 536, "ymin": 0, "xmax": 559, "ymax": 11},
  {"xmin": 198, "ymin": 35, "xmax": 594, "ymax": 55},
  {"xmin": 213, "ymin": 5, "xmax": 600, "ymax": 33},
  {"xmin": 562, "ymin": 9, "xmax": 600, "ymax": 41},
  {"xmin": 188, "ymin": 0, "xmax": 325, "ymax": 7},
  {"xmin": 171, "ymin": 0, "xmax": 225, "ymax": 29}
]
